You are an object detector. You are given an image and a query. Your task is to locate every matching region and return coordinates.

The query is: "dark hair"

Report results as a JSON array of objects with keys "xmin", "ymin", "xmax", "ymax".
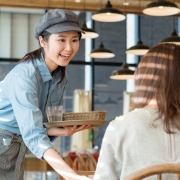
[
  {"xmin": 19, "ymin": 31, "xmax": 82, "ymax": 82},
  {"xmin": 131, "ymin": 43, "xmax": 180, "ymax": 133}
]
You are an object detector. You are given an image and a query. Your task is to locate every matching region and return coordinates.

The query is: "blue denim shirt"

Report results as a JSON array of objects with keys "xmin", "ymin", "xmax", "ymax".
[{"xmin": 0, "ymin": 55, "xmax": 68, "ymax": 159}]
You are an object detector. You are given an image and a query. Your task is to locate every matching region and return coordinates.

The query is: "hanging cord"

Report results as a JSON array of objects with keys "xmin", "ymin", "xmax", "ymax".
[
  {"xmin": 151, "ymin": 17, "xmax": 153, "ymax": 47},
  {"xmin": 139, "ymin": 0, "xmax": 141, "ymax": 39},
  {"xmin": 173, "ymin": 0, "xmax": 175, "ymax": 29},
  {"xmin": 173, "ymin": 13, "xmax": 176, "ymax": 31},
  {"xmin": 63, "ymin": 0, "xmax": 66, "ymax": 9},
  {"xmin": 100, "ymin": 22, "xmax": 102, "ymax": 44},
  {"xmin": 124, "ymin": 0, "xmax": 127, "ymax": 64},
  {"xmin": 84, "ymin": 0, "xmax": 86, "ymax": 12}
]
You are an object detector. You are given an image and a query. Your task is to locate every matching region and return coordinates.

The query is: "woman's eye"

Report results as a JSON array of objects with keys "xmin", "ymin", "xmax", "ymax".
[
  {"xmin": 58, "ymin": 39, "xmax": 65, "ymax": 42},
  {"xmin": 72, "ymin": 39, "xmax": 78, "ymax": 42}
]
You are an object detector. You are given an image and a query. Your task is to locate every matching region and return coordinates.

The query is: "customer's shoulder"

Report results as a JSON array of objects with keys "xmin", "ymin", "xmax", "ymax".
[{"xmin": 110, "ymin": 108, "xmax": 158, "ymax": 126}]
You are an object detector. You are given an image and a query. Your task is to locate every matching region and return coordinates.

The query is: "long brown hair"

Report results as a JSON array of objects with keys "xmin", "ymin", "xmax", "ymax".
[
  {"xmin": 131, "ymin": 43, "xmax": 180, "ymax": 133},
  {"xmin": 19, "ymin": 31, "xmax": 66, "ymax": 82}
]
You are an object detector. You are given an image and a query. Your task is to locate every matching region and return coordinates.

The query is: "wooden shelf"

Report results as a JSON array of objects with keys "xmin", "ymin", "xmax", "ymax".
[{"xmin": 24, "ymin": 157, "xmax": 53, "ymax": 171}]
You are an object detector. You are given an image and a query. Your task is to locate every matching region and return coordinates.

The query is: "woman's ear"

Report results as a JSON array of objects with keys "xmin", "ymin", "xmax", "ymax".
[{"xmin": 39, "ymin": 36, "xmax": 47, "ymax": 48}]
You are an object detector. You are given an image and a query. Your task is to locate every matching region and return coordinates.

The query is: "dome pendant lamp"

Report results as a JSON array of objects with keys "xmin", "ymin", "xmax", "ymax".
[
  {"xmin": 110, "ymin": 63, "xmax": 135, "ymax": 80},
  {"xmin": 143, "ymin": 0, "xmax": 180, "ymax": 16},
  {"xmin": 126, "ymin": 39, "xmax": 150, "ymax": 55},
  {"xmin": 160, "ymin": 29, "xmax": 180, "ymax": 45},
  {"xmin": 92, "ymin": 0, "xmax": 126, "ymax": 22},
  {"xmin": 90, "ymin": 42, "xmax": 115, "ymax": 58},
  {"xmin": 81, "ymin": 0, "xmax": 99, "ymax": 39},
  {"xmin": 126, "ymin": 8, "xmax": 150, "ymax": 56},
  {"xmin": 81, "ymin": 22, "xmax": 99, "ymax": 39},
  {"xmin": 110, "ymin": 12, "xmax": 135, "ymax": 80}
]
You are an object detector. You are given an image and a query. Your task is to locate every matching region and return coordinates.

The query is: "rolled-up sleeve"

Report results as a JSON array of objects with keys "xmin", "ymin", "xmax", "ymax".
[{"xmin": 9, "ymin": 74, "xmax": 53, "ymax": 159}]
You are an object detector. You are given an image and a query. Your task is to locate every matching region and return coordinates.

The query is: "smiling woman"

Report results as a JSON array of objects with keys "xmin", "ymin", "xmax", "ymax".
[
  {"xmin": 41, "ymin": 31, "xmax": 80, "ymax": 72},
  {"xmin": 0, "ymin": 9, "xmax": 92, "ymax": 180}
]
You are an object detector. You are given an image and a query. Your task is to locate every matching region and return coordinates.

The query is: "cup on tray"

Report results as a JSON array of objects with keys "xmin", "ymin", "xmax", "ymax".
[{"xmin": 46, "ymin": 105, "xmax": 63, "ymax": 122}]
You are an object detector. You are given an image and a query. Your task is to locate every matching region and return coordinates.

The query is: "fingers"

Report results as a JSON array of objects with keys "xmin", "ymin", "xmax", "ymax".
[
  {"xmin": 62, "ymin": 125, "xmax": 95, "ymax": 135},
  {"xmin": 76, "ymin": 125, "xmax": 94, "ymax": 131}
]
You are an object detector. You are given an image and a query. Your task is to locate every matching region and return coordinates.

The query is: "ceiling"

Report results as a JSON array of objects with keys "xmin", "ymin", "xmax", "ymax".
[{"xmin": 1, "ymin": 0, "xmax": 180, "ymax": 17}]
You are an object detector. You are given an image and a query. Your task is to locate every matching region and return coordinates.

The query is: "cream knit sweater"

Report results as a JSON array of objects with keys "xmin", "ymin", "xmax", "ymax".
[{"xmin": 93, "ymin": 108, "xmax": 180, "ymax": 180}]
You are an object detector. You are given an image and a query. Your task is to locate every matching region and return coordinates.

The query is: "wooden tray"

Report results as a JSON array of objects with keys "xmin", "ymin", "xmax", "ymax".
[{"xmin": 43, "ymin": 120, "xmax": 106, "ymax": 128}]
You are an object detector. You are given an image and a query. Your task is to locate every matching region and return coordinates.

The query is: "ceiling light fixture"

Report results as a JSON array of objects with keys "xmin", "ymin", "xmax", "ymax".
[
  {"xmin": 90, "ymin": 42, "xmax": 115, "ymax": 58},
  {"xmin": 81, "ymin": 0, "xmax": 99, "ymax": 39},
  {"xmin": 160, "ymin": 16, "xmax": 180, "ymax": 44},
  {"xmin": 81, "ymin": 22, "xmax": 99, "ymax": 39},
  {"xmin": 126, "ymin": 39, "xmax": 150, "ymax": 55},
  {"xmin": 126, "ymin": 0, "xmax": 150, "ymax": 56},
  {"xmin": 110, "ymin": 3, "xmax": 135, "ymax": 80},
  {"xmin": 123, "ymin": 2, "xmax": 129, "ymax": 6},
  {"xmin": 90, "ymin": 21, "xmax": 115, "ymax": 59},
  {"xmin": 92, "ymin": 0, "xmax": 126, "ymax": 22},
  {"xmin": 110, "ymin": 63, "xmax": 135, "ymax": 80},
  {"xmin": 160, "ymin": 29, "xmax": 180, "ymax": 45},
  {"xmin": 143, "ymin": 0, "xmax": 180, "ymax": 16}
]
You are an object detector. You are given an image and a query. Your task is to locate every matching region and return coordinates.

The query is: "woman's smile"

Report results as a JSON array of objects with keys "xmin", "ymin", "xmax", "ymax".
[{"xmin": 43, "ymin": 31, "xmax": 80, "ymax": 73}]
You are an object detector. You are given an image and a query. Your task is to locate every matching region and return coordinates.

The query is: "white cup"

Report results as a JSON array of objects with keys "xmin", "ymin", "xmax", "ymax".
[{"xmin": 46, "ymin": 105, "xmax": 63, "ymax": 122}]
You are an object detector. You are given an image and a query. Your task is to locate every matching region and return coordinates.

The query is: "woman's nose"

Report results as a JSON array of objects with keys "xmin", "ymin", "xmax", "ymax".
[{"xmin": 65, "ymin": 42, "xmax": 73, "ymax": 51}]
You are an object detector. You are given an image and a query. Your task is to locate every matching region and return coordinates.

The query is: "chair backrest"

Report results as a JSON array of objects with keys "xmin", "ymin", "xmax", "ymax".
[
  {"xmin": 124, "ymin": 164, "xmax": 180, "ymax": 180},
  {"xmin": 86, "ymin": 151, "xmax": 97, "ymax": 171},
  {"xmin": 73, "ymin": 152, "xmax": 89, "ymax": 171},
  {"xmin": 63, "ymin": 152, "xmax": 73, "ymax": 168}
]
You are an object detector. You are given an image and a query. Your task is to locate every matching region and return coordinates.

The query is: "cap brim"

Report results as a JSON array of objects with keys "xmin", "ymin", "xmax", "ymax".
[{"xmin": 45, "ymin": 23, "xmax": 85, "ymax": 34}]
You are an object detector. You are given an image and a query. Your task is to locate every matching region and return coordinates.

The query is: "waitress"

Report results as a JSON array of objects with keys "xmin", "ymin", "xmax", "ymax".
[{"xmin": 0, "ymin": 9, "xmax": 92, "ymax": 180}]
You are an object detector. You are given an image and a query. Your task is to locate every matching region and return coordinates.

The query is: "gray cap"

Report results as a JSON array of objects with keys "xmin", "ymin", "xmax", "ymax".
[{"xmin": 34, "ymin": 9, "xmax": 85, "ymax": 39}]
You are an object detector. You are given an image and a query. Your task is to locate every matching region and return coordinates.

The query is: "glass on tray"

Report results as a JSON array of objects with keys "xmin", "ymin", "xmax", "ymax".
[{"xmin": 46, "ymin": 105, "xmax": 63, "ymax": 122}]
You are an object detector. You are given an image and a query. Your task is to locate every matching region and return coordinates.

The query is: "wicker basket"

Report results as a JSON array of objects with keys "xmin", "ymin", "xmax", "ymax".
[{"xmin": 62, "ymin": 110, "xmax": 107, "ymax": 121}]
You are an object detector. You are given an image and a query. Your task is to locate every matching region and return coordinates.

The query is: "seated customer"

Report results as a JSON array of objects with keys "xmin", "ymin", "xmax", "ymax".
[{"xmin": 93, "ymin": 43, "xmax": 180, "ymax": 180}]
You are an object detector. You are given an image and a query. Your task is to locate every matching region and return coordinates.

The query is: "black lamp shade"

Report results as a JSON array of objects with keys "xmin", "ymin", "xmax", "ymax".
[
  {"xmin": 110, "ymin": 63, "xmax": 135, "ymax": 80},
  {"xmin": 161, "ymin": 29, "xmax": 180, "ymax": 44},
  {"xmin": 126, "ymin": 40, "xmax": 150, "ymax": 55},
  {"xmin": 143, "ymin": 0, "xmax": 180, "ymax": 16},
  {"xmin": 90, "ymin": 42, "xmax": 115, "ymax": 58},
  {"xmin": 92, "ymin": 0, "xmax": 125, "ymax": 22},
  {"xmin": 81, "ymin": 22, "xmax": 99, "ymax": 39}
]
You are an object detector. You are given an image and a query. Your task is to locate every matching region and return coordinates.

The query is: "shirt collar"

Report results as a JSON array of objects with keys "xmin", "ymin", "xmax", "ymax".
[{"xmin": 34, "ymin": 53, "xmax": 62, "ymax": 83}]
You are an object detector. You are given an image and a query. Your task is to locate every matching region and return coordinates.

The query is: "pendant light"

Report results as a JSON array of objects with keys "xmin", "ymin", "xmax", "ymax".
[
  {"xmin": 89, "ymin": 22, "xmax": 115, "ymax": 58},
  {"xmin": 90, "ymin": 42, "xmax": 115, "ymax": 58},
  {"xmin": 92, "ymin": 0, "xmax": 125, "ymax": 22},
  {"xmin": 126, "ymin": 0, "xmax": 150, "ymax": 56},
  {"xmin": 126, "ymin": 39, "xmax": 150, "ymax": 55},
  {"xmin": 160, "ymin": 17, "xmax": 180, "ymax": 44},
  {"xmin": 81, "ymin": 0, "xmax": 99, "ymax": 39},
  {"xmin": 110, "ymin": 3, "xmax": 135, "ymax": 80},
  {"xmin": 81, "ymin": 22, "xmax": 99, "ymax": 39},
  {"xmin": 143, "ymin": 0, "xmax": 180, "ymax": 16},
  {"xmin": 160, "ymin": 29, "xmax": 180, "ymax": 45},
  {"xmin": 110, "ymin": 63, "xmax": 135, "ymax": 80}
]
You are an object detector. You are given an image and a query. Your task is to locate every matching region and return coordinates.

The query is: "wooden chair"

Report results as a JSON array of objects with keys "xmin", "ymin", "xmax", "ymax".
[
  {"xmin": 72, "ymin": 152, "xmax": 89, "ymax": 171},
  {"xmin": 86, "ymin": 151, "xmax": 97, "ymax": 171},
  {"xmin": 124, "ymin": 164, "xmax": 180, "ymax": 180},
  {"xmin": 63, "ymin": 152, "xmax": 74, "ymax": 168}
]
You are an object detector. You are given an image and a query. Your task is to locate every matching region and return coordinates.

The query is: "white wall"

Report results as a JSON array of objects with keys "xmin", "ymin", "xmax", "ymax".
[{"xmin": 0, "ymin": 8, "xmax": 43, "ymax": 59}]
